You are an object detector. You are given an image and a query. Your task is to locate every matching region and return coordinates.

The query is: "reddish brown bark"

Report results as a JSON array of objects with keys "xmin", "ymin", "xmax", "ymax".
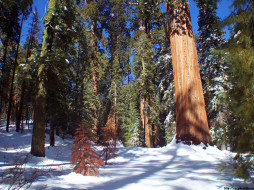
[
  {"xmin": 149, "ymin": 98, "xmax": 161, "ymax": 147},
  {"xmin": 166, "ymin": 2, "xmax": 212, "ymax": 145},
  {"xmin": 104, "ymin": 10, "xmax": 119, "ymax": 141},
  {"xmin": 139, "ymin": 16, "xmax": 153, "ymax": 148},
  {"xmin": 90, "ymin": 17, "xmax": 98, "ymax": 133},
  {"xmin": 140, "ymin": 96, "xmax": 151, "ymax": 147}
]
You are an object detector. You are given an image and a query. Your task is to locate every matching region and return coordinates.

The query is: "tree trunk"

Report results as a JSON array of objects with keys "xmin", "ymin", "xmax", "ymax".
[
  {"xmin": 6, "ymin": 16, "xmax": 24, "ymax": 132},
  {"xmin": 16, "ymin": 81, "xmax": 26, "ymax": 132},
  {"xmin": 0, "ymin": 43, "xmax": 9, "ymax": 120},
  {"xmin": 90, "ymin": 16, "xmax": 98, "ymax": 133},
  {"xmin": 140, "ymin": 96, "xmax": 151, "ymax": 147},
  {"xmin": 105, "ymin": 11, "xmax": 118, "ymax": 141},
  {"xmin": 31, "ymin": 82, "xmax": 46, "ymax": 157},
  {"xmin": 31, "ymin": 0, "xmax": 57, "ymax": 157},
  {"xmin": 139, "ymin": 16, "xmax": 152, "ymax": 148},
  {"xmin": 166, "ymin": 1, "xmax": 212, "ymax": 145},
  {"xmin": 50, "ymin": 115, "xmax": 56, "ymax": 146}
]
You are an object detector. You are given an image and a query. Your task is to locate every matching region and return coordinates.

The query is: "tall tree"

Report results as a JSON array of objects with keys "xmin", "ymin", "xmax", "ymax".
[
  {"xmin": 166, "ymin": 0, "xmax": 212, "ymax": 145},
  {"xmin": 196, "ymin": 0, "xmax": 230, "ymax": 147},
  {"xmin": 225, "ymin": 0, "xmax": 254, "ymax": 153},
  {"xmin": 101, "ymin": 0, "xmax": 130, "ymax": 142},
  {"xmin": 15, "ymin": 7, "xmax": 41, "ymax": 133},
  {"xmin": 131, "ymin": 0, "xmax": 163, "ymax": 147},
  {"xmin": 82, "ymin": 0, "xmax": 100, "ymax": 133},
  {"xmin": 0, "ymin": 0, "xmax": 25, "ymax": 122},
  {"xmin": 220, "ymin": 0, "xmax": 253, "ymax": 180},
  {"xmin": 31, "ymin": 0, "xmax": 57, "ymax": 157},
  {"xmin": 4, "ymin": 0, "xmax": 33, "ymax": 132}
]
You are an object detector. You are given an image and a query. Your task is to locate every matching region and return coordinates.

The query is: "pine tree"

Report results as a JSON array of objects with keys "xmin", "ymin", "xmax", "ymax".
[
  {"xmin": 71, "ymin": 123, "xmax": 104, "ymax": 176},
  {"xmin": 156, "ymin": 53, "xmax": 175, "ymax": 144},
  {"xmin": 130, "ymin": 0, "xmax": 164, "ymax": 147},
  {"xmin": 82, "ymin": 0, "xmax": 101, "ymax": 134},
  {"xmin": 224, "ymin": 0, "xmax": 254, "ymax": 153},
  {"xmin": 166, "ymin": 0, "xmax": 212, "ymax": 145},
  {"xmin": 0, "ymin": 0, "xmax": 31, "ymax": 125},
  {"xmin": 220, "ymin": 0, "xmax": 254, "ymax": 178},
  {"xmin": 15, "ymin": 7, "xmax": 41, "ymax": 133},
  {"xmin": 46, "ymin": 0, "xmax": 77, "ymax": 145},
  {"xmin": 196, "ymin": 0, "xmax": 230, "ymax": 148},
  {"xmin": 100, "ymin": 0, "xmax": 131, "ymax": 142},
  {"xmin": 100, "ymin": 126, "xmax": 118, "ymax": 165},
  {"xmin": 4, "ymin": 0, "xmax": 33, "ymax": 132},
  {"xmin": 119, "ymin": 84, "xmax": 142, "ymax": 147}
]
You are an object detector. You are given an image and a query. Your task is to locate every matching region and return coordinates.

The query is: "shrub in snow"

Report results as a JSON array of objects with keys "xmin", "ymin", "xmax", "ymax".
[
  {"xmin": 70, "ymin": 124, "xmax": 104, "ymax": 176},
  {"xmin": 219, "ymin": 153, "xmax": 254, "ymax": 182},
  {"xmin": 99, "ymin": 126, "xmax": 118, "ymax": 165},
  {"xmin": 0, "ymin": 154, "xmax": 40, "ymax": 190}
]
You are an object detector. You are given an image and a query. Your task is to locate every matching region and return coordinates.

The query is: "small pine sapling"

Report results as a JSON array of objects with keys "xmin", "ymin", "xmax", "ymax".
[
  {"xmin": 70, "ymin": 124, "xmax": 104, "ymax": 176},
  {"xmin": 100, "ymin": 125, "xmax": 118, "ymax": 165}
]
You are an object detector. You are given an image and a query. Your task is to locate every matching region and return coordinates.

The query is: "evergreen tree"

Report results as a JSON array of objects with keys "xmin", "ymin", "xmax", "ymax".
[
  {"xmin": 0, "ymin": 0, "xmax": 32, "ymax": 124},
  {"xmin": 219, "ymin": 0, "xmax": 254, "ymax": 180},
  {"xmin": 15, "ymin": 7, "xmax": 41, "ymax": 133},
  {"xmin": 130, "ymin": 0, "xmax": 164, "ymax": 148},
  {"xmin": 100, "ymin": 0, "xmax": 131, "ymax": 142},
  {"xmin": 196, "ymin": 0, "xmax": 230, "ymax": 148},
  {"xmin": 156, "ymin": 53, "xmax": 175, "ymax": 144},
  {"xmin": 119, "ymin": 83, "xmax": 142, "ymax": 147},
  {"xmin": 224, "ymin": 0, "xmax": 254, "ymax": 153},
  {"xmin": 71, "ymin": 123, "xmax": 104, "ymax": 176}
]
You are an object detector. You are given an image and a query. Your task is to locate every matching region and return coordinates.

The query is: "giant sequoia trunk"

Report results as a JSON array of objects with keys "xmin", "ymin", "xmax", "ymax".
[{"xmin": 166, "ymin": 1, "xmax": 212, "ymax": 145}]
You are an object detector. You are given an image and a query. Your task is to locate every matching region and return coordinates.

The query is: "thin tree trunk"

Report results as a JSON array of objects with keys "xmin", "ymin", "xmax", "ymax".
[
  {"xmin": 90, "ymin": 16, "xmax": 98, "ymax": 133},
  {"xmin": 166, "ymin": 2, "xmax": 212, "ymax": 145},
  {"xmin": 6, "ymin": 16, "xmax": 24, "ymax": 132},
  {"xmin": 17, "ymin": 28, "xmax": 34, "ymax": 132},
  {"xmin": 138, "ymin": 15, "xmax": 152, "ymax": 147},
  {"xmin": 50, "ymin": 115, "xmax": 55, "ymax": 146},
  {"xmin": 0, "ymin": 42, "xmax": 9, "ymax": 120},
  {"xmin": 140, "ymin": 96, "xmax": 151, "ymax": 147},
  {"xmin": 16, "ymin": 81, "xmax": 26, "ymax": 132}
]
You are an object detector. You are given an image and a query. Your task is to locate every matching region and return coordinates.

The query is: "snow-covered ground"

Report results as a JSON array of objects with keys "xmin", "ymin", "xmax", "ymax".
[{"xmin": 0, "ymin": 125, "xmax": 253, "ymax": 190}]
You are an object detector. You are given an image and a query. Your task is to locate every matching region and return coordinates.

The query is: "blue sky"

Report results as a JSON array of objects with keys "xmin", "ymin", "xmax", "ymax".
[{"xmin": 21, "ymin": 0, "xmax": 233, "ymax": 44}]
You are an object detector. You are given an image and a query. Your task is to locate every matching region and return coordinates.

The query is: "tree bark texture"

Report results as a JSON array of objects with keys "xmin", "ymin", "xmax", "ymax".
[
  {"xmin": 16, "ymin": 81, "xmax": 26, "ymax": 132},
  {"xmin": 90, "ymin": 16, "xmax": 98, "ymax": 133},
  {"xmin": 31, "ymin": 0, "xmax": 57, "ymax": 157},
  {"xmin": 31, "ymin": 82, "xmax": 46, "ymax": 157},
  {"xmin": 140, "ymin": 96, "xmax": 151, "ymax": 147},
  {"xmin": 166, "ymin": 2, "xmax": 212, "ymax": 145}
]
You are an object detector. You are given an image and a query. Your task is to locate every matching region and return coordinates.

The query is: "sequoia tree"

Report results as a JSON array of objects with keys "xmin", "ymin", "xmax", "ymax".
[{"xmin": 166, "ymin": 0, "xmax": 212, "ymax": 145}]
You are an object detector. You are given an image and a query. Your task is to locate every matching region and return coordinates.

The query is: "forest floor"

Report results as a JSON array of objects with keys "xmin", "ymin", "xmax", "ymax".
[{"xmin": 0, "ymin": 124, "xmax": 253, "ymax": 190}]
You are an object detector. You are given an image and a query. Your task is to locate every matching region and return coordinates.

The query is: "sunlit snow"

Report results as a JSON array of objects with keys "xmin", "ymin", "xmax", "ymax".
[{"xmin": 0, "ymin": 125, "xmax": 253, "ymax": 190}]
